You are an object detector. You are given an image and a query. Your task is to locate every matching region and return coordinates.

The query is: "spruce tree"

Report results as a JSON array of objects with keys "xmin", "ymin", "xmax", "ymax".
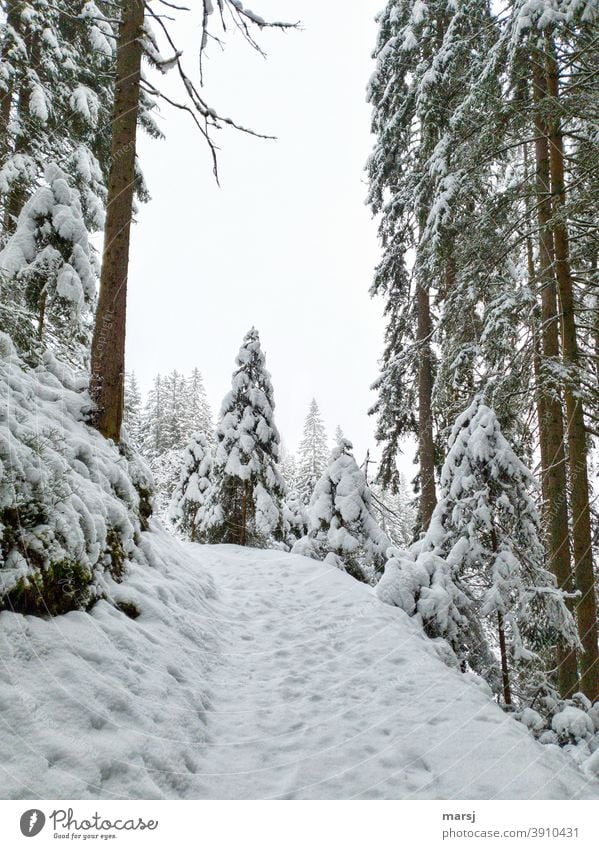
[
  {"xmin": 379, "ymin": 398, "xmax": 579, "ymax": 702},
  {"xmin": 296, "ymin": 399, "xmax": 328, "ymax": 505},
  {"xmin": 0, "ymin": 162, "xmax": 98, "ymax": 364},
  {"xmin": 184, "ymin": 368, "xmax": 213, "ymax": 442},
  {"xmin": 303, "ymin": 437, "xmax": 391, "ymax": 584},
  {"xmin": 123, "ymin": 371, "xmax": 143, "ymax": 451},
  {"xmin": 205, "ymin": 328, "xmax": 287, "ymax": 547}
]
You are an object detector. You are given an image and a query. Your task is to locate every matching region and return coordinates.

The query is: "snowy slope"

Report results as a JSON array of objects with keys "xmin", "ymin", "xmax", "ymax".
[{"xmin": 1, "ymin": 532, "xmax": 598, "ymax": 800}]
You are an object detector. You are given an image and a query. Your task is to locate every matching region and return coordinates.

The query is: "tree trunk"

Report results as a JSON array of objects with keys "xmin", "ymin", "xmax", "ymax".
[
  {"xmin": 240, "ymin": 482, "xmax": 249, "ymax": 547},
  {"xmin": 0, "ymin": 0, "xmax": 18, "ymax": 165},
  {"xmin": 417, "ymin": 280, "xmax": 437, "ymax": 530},
  {"xmin": 524, "ymin": 139, "xmax": 579, "ymax": 699},
  {"xmin": 1, "ymin": 4, "xmax": 37, "ymax": 234},
  {"xmin": 90, "ymin": 0, "xmax": 145, "ymax": 442},
  {"xmin": 545, "ymin": 39, "xmax": 599, "ymax": 701},
  {"xmin": 497, "ymin": 611, "xmax": 512, "ymax": 707},
  {"xmin": 532, "ymin": 60, "xmax": 580, "ymax": 698}
]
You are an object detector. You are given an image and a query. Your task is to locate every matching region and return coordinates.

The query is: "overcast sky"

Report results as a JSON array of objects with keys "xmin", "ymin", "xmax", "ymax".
[{"xmin": 127, "ymin": 0, "xmax": 392, "ymax": 466}]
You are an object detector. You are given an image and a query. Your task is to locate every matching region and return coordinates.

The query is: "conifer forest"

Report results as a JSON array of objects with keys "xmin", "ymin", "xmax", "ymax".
[{"xmin": 0, "ymin": 0, "xmax": 598, "ymax": 804}]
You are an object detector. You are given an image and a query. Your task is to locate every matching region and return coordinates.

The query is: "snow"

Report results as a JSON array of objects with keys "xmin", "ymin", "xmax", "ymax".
[
  {"xmin": 29, "ymin": 84, "xmax": 49, "ymax": 123},
  {"xmin": 552, "ymin": 707, "xmax": 595, "ymax": 743},
  {"xmin": 0, "ymin": 335, "xmax": 149, "ymax": 603},
  {"xmin": 0, "ymin": 539, "xmax": 597, "ymax": 800}
]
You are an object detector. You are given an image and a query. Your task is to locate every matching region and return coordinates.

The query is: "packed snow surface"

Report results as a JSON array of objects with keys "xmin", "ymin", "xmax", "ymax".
[{"xmin": 1, "ymin": 532, "xmax": 598, "ymax": 800}]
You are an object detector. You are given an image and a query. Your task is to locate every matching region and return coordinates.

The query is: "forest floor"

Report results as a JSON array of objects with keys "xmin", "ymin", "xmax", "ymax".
[{"xmin": 1, "ymin": 530, "xmax": 598, "ymax": 799}]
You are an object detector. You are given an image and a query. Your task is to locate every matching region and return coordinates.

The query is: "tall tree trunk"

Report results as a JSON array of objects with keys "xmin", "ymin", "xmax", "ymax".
[
  {"xmin": 417, "ymin": 278, "xmax": 437, "ymax": 530},
  {"xmin": 524, "ymin": 139, "xmax": 579, "ymax": 698},
  {"xmin": 90, "ymin": 0, "xmax": 145, "ymax": 442},
  {"xmin": 532, "ymin": 60, "xmax": 580, "ymax": 697},
  {"xmin": 545, "ymin": 39, "xmax": 599, "ymax": 701},
  {"xmin": 0, "ymin": 0, "xmax": 18, "ymax": 164}
]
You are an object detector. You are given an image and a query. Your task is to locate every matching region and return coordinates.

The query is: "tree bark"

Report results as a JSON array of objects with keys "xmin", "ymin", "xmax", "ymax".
[
  {"xmin": 532, "ymin": 60, "xmax": 580, "ymax": 698},
  {"xmin": 524, "ymin": 138, "xmax": 579, "ymax": 699},
  {"xmin": 90, "ymin": 0, "xmax": 145, "ymax": 442},
  {"xmin": 545, "ymin": 39, "xmax": 599, "ymax": 701},
  {"xmin": 417, "ymin": 280, "xmax": 437, "ymax": 531},
  {"xmin": 497, "ymin": 611, "xmax": 512, "ymax": 707}
]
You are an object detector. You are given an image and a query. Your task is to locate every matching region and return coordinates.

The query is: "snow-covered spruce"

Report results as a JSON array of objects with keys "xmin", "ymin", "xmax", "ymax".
[
  {"xmin": 0, "ymin": 163, "xmax": 99, "ymax": 365},
  {"xmin": 296, "ymin": 398, "xmax": 329, "ymax": 505},
  {"xmin": 284, "ymin": 488, "xmax": 309, "ymax": 546},
  {"xmin": 294, "ymin": 437, "xmax": 391, "ymax": 584},
  {"xmin": 169, "ymin": 432, "xmax": 213, "ymax": 542},
  {"xmin": 123, "ymin": 371, "xmax": 143, "ymax": 451},
  {"xmin": 0, "ymin": 333, "xmax": 153, "ymax": 615},
  {"xmin": 377, "ymin": 398, "xmax": 578, "ymax": 700},
  {"xmin": 204, "ymin": 328, "xmax": 287, "ymax": 547}
]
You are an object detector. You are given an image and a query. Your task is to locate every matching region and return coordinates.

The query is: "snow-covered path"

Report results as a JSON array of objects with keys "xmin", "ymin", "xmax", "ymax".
[
  {"xmin": 1, "ymin": 535, "xmax": 597, "ymax": 799},
  {"xmin": 196, "ymin": 546, "xmax": 597, "ymax": 800}
]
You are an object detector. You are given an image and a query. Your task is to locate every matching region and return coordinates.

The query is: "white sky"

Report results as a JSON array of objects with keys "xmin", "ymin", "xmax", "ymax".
[{"xmin": 126, "ymin": 0, "xmax": 392, "ymax": 466}]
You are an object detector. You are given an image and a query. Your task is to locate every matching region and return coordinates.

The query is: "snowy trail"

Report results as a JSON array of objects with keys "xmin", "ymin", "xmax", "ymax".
[
  {"xmin": 195, "ymin": 545, "xmax": 598, "ymax": 800},
  {"xmin": 1, "ymin": 535, "xmax": 597, "ymax": 800}
]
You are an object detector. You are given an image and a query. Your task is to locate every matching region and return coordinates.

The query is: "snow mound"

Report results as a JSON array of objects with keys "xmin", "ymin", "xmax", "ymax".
[
  {"xmin": 0, "ymin": 526, "xmax": 217, "ymax": 799},
  {"xmin": 0, "ymin": 543, "xmax": 597, "ymax": 799}
]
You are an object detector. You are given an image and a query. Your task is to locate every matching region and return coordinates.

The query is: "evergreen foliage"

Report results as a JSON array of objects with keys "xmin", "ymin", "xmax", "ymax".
[{"xmin": 205, "ymin": 328, "xmax": 287, "ymax": 547}]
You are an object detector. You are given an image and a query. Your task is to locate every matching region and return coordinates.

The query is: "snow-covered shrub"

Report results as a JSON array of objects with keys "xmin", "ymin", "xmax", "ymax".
[
  {"xmin": 204, "ymin": 328, "xmax": 287, "ymax": 548},
  {"xmin": 0, "ymin": 334, "xmax": 152, "ymax": 615},
  {"xmin": 296, "ymin": 438, "xmax": 391, "ymax": 584},
  {"xmin": 515, "ymin": 692, "xmax": 599, "ymax": 779},
  {"xmin": 169, "ymin": 432, "xmax": 213, "ymax": 542}
]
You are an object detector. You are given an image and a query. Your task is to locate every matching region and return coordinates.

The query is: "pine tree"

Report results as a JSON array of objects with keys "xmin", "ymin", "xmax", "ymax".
[
  {"xmin": 141, "ymin": 374, "xmax": 165, "ymax": 461},
  {"xmin": 205, "ymin": 328, "xmax": 287, "ymax": 547},
  {"xmin": 123, "ymin": 372, "xmax": 143, "ymax": 451},
  {"xmin": 284, "ymin": 489, "xmax": 308, "ymax": 546},
  {"xmin": 302, "ymin": 437, "xmax": 391, "ymax": 584},
  {"xmin": 183, "ymin": 368, "xmax": 213, "ymax": 442},
  {"xmin": 379, "ymin": 398, "xmax": 579, "ymax": 702},
  {"xmin": 367, "ymin": 0, "xmax": 499, "ymax": 526},
  {"xmin": 169, "ymin": 431, "xmax": 213, "ymax": 542},
  {"xmin": 161, "ymin": 370, "xmax": 188, "ymax": 451},
  {"xmin": 0, "ymin": 162, "xmax": 98, "ymax": 364},
  {"xmin": 296, "ymin": 399, "xmax": 328, "ymax": 505},
  {"xmin": 279, "ymin": 442, "xmax": 298, "ymax": 490},
  {"xmin": 0, "ymin": 0, "xmax": 114, "ymax": 237}
]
